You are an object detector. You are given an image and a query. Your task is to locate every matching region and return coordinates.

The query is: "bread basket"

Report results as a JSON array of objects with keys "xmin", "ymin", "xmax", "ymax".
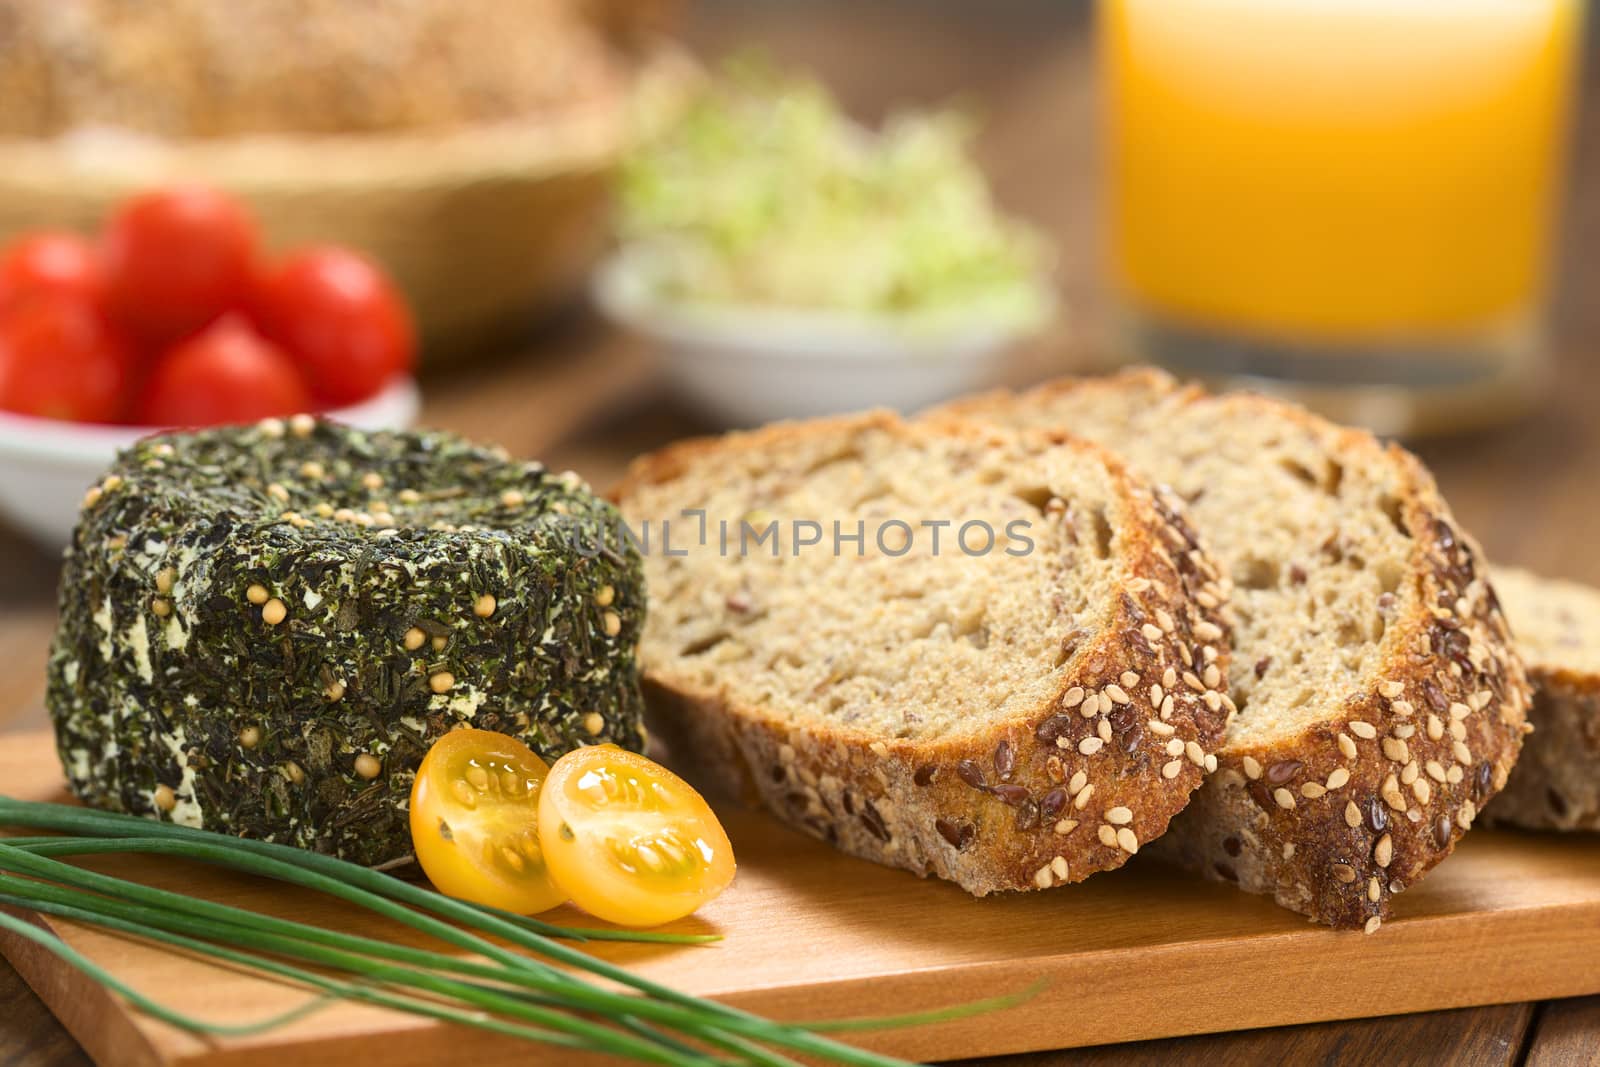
[{"xmin": 0, "ymin": 44, "xmax": 694, "ymax": 360}]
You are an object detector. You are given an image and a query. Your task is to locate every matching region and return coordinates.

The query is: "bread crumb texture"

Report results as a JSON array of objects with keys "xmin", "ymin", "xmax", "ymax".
[
  {"xmin": 1485, "ymin": 567, "xmax": 1600, "ymax": 830},
  {"xmin": 618, "ymin": 411, "xmax": 1232, "ymax": 894},
  {"xmin": 939, "ymin": 369, "xmax": 1531, "ymax": 927}
]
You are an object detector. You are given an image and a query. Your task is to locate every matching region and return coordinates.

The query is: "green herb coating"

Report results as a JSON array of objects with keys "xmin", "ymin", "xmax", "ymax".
[{"xmin": 46, "ymin": 418, "xmax": 645, "ymax": 866}]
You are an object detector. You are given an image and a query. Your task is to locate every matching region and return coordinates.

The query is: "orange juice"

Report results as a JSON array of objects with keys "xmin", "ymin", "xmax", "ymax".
[{"xmin": 1102, "ymin": 0, "xmax": 1581, "ymax": 347}]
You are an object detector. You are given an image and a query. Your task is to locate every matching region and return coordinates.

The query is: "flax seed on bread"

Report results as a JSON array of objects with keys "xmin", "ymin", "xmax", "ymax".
[
  {"xmin": 616, "ymin": 411, "xmax": 1232, "ymax": 894},
  {"xmin": 1484, "ymin": 567, "xmax": 1600, "ymax": 830},
  {"xmin": 935, "ymin": 370, "xmax": 1531, "ymax": 929}
]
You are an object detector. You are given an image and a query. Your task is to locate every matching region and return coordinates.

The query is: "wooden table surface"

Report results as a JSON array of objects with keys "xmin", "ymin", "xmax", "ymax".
[{"xmin": 4, "ymin": 3, "xmax": 1600, "ymax": 1064}]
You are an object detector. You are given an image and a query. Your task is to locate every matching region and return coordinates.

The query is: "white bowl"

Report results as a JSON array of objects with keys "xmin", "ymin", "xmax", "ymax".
[
  {"xmin": 593, "ymin": 254, "xmax": 1043, "ymax": 427},
  {"xmin": 0, "ymin": 375, "xmax": 421, "ymax": 551}
]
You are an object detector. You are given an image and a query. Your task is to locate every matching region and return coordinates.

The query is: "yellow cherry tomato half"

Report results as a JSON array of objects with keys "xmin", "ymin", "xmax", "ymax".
[
  {"xmin": 538, "ymin": 745, "xmax": 735, "ymax": 927},
  {"xmin": 409, "ymin": 728, "xmax": 566, "ymax": 915}
]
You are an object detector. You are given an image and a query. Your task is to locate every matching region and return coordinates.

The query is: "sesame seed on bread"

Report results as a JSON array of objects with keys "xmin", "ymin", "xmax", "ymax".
[
  {"xmin": 1483, "ymin": 567, "xmax": 1600, "ymax": 830},
  {"xmin": 615, "ymin": 410, "xmax": 1232, "ymax": 895},
  {"xmin": 934, "ymin": 369, "xmax": 1531, "ymax": 930}
]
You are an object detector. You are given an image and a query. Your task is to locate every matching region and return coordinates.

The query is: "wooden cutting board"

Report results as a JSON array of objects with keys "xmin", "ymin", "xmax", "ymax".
[{"xmin": 3, "ymin": 728, "xmax": 1600, "ymax": 1067}]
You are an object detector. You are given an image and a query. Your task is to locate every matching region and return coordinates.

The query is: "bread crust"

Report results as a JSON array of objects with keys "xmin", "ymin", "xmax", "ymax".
[
  {"xmin": 1483, "ymin": 568, "xmax": 1600, "ymax": 831},
  {"xmin": 934, "ymin": 371, "xmax": 1532, "ymax": 929},
  {"xmin": 617, "ymin": 412, "xmax": 1234, "ymax": 895},
  {"xmin": 1157, "ymin": 446, "xmax": 1529, "ymax": 929}
]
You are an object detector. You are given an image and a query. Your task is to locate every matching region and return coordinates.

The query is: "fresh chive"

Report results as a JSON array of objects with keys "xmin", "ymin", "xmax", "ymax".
[
  {"xmin": 0, "ymin": 803, "xmax": 918, "ymax": 1067},
  {"xmin": 0, "ymin": 868, "xmax": 775, "ymax": 1067},
  {"xmin": 0, "ymin": 909, "xmax": 345, "ymax": 1038},
  {"xmin": 0, "ymin": 799, "xmax": 1032, "ymax": 1066},
  {"xmin": 0, "ymin": 894, "xmax": 630, "ymax": 1059},
  {"xmin": 0, "ymin": 801, "xmax": 716, "ymax": 949},
  {"xmin": 0, "ymin": 839, "xmax": 751, "ymax": 1059},
  {"xmin": 476, "ymin": 901, "xmax": 724, "ymax": 945}
]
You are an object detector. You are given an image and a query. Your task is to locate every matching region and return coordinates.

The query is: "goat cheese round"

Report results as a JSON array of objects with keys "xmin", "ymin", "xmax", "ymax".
[{"xmin": 47, "ymin": 418, "xmax": 644, "ymax": 865}]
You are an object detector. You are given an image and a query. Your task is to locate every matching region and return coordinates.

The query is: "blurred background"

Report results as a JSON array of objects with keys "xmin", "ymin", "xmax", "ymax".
[{"xmin": 1, "ymin": 0, "xmax": 1597, "ymax": 699}]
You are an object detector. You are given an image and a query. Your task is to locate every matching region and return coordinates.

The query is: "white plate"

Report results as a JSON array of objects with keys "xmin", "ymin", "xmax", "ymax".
[{"xmin": 0, "ymin": 375, "xmax": 421, "ymax": 551}]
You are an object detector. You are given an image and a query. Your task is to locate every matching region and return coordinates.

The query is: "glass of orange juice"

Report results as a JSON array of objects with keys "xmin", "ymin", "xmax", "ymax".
[{"xmin": 1100, "ymin": 0, "xmax": 1582, "ymax": 435}]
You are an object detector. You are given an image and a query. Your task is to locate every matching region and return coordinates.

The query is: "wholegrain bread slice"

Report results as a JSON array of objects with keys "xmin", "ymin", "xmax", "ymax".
[
  {"xmin": 616, "ymin": 411, "xmax": 1232, "ymax": 894},
  {"xmin": 1484, "ymin": 567, "xmax": 1600, "ymax": 830},
  {"xmin": 936, "ymin": 370, "xmax": 1530, "ymax": 929}
]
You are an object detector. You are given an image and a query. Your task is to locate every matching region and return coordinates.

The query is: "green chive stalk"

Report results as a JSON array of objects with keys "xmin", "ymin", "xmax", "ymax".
[
  {"xmin": 0, "ymin": 896, "xmax": 635, "ymax": 1060},
  {"xmin": 0, "ymin": 854, "xmax": 1027, "ymax": 1039},
  {"xmin": 0, "ymin": 798, "xmax": 1036, "ymax": 1065},
  {"xmin": 0, "ymin": 909, "xmax": 345, "ymax": 1038},
  {"xmin": 0, "ymin": 856, "xmax": 793, "ymax": 1067},
  {"xmin": 0, "ymin": 841, "xmax": 784, "ymax": 1067},
  {"xmin": 0, "ymin": 801, "xmax": 931, "ymax": 1067}
]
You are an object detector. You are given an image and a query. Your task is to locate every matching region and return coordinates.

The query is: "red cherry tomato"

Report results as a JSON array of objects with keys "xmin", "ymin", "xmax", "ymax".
[
  {"xmin": 102, "ymin": 185, "xmax": 259, "ymax": 345},
  {"xmin": 0, "ymin": 298, "xmax": 133, "ymax": 423},
  {"xmin": 136, "ymin": 316, "xmax": 311, "ymax": 427},
  {"xmin": 0, "ymin": 233, "xmax": 103, "ymax": 314},
  {"xmin": 253, "ymin": 246, "xmax": 415, "ymax": 406}
]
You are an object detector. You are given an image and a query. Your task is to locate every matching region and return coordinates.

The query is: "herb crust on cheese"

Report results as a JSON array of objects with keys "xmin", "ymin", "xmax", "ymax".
[{"xmin": 47, "ymin": 416, "xmax": 644, "ymax": 866}]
